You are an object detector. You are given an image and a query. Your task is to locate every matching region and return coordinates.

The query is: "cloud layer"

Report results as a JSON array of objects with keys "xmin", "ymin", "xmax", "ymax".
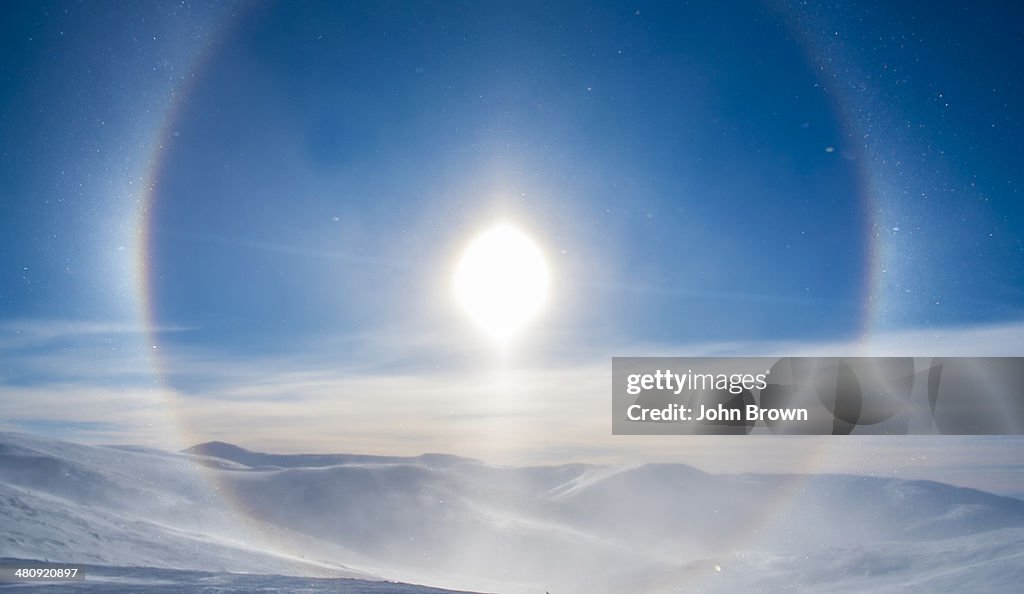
[{"xmin": 1, "ymin": 318, "xmax": 1023, "ymax": 495}]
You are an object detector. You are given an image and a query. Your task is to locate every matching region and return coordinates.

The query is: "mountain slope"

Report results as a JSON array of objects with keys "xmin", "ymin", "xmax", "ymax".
[
  {"xmin": 3, "ymin": 432, "xmax": 1024, "ymax": 593},
  {"xmin": 0, "ymin": 557, "xmax": 482, "ymax": 594}
]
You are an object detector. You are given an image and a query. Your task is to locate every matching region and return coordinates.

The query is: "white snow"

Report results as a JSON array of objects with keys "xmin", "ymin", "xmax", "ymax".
[{"xmin": 3, "ymin": 432, "xmax": 1023, "ymax": 593}]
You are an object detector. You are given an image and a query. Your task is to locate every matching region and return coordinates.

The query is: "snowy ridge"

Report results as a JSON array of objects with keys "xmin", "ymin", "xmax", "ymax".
[
  {"xmin": 184, "ymin": 441, "xmax": 473, "ymax": 470},
  {"xmin": 0, "ymin": 557, "xmax": 482, "ymax": 594},
  {"xmin": 3, "ymin": 432, "xmax": 1024, "ymax": 593}
]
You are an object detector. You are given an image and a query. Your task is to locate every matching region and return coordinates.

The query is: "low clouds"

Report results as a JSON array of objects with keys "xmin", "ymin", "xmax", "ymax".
[{"xmin": 1, "ymin": 318, "xmax": 1023, "ymax": 494}]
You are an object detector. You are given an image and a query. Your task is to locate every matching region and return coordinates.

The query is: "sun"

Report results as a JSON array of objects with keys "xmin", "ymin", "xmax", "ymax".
[{"xmin": 454, "ymin": 224, "xmax": 550, "ymax": 342}]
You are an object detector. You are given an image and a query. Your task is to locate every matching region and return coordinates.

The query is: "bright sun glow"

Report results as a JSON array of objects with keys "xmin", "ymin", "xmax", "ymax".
[{"xmin": 454, "ymin": 224, "xmax": 549, "ymax": 342}]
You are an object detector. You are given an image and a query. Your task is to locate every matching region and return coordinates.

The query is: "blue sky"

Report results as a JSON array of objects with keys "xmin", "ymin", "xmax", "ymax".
[
  {"xmin": 3, "ymin": 1, "xmax": 1021, "ymax": 353},
  {"xmin": 149, "ymin": 0, "xmax": 870, "ymax": 349},
  {"xmin": 1, "ymin": 1, "xmax": 1023, "ymax": 490}
]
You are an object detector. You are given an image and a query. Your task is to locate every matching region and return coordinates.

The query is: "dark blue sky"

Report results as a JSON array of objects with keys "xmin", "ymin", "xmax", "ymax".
[{"xmin": 2, "ymin": 0, "xmax": 1022, "ymax": 357}]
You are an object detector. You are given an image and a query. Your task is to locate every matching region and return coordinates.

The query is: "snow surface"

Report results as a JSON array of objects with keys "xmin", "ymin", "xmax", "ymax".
[
  {"xmin": 3, "ymin": 432, "xmax": 1023, "ymax": 593},
  {"xmin": 0, "ymin": 558, "xmax": 479, "ymax": 593}
]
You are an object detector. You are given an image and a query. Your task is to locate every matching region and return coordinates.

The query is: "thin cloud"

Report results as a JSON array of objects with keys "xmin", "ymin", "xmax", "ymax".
[
  {"xmin": 0, "ymin": 319, "xmax": 190, "ymax": 350},
  {"xmin": 1, "ymin": 317, "xmax": 1023, "ymax": 494}
]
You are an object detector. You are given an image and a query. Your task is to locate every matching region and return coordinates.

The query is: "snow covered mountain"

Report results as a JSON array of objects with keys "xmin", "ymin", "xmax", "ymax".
[{"xmin": 3, "ymin": 432, "xmax": 1023, "ymax": 593}]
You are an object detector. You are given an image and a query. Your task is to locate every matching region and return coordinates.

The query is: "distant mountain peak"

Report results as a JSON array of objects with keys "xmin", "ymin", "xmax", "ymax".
[
  {"xmin": 180, "ymin": 441, "xmax": 477, "ymax": 470},
  {"xmin": 184, "ymin": 441, "xmax": 254, "ymax": 457}
]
